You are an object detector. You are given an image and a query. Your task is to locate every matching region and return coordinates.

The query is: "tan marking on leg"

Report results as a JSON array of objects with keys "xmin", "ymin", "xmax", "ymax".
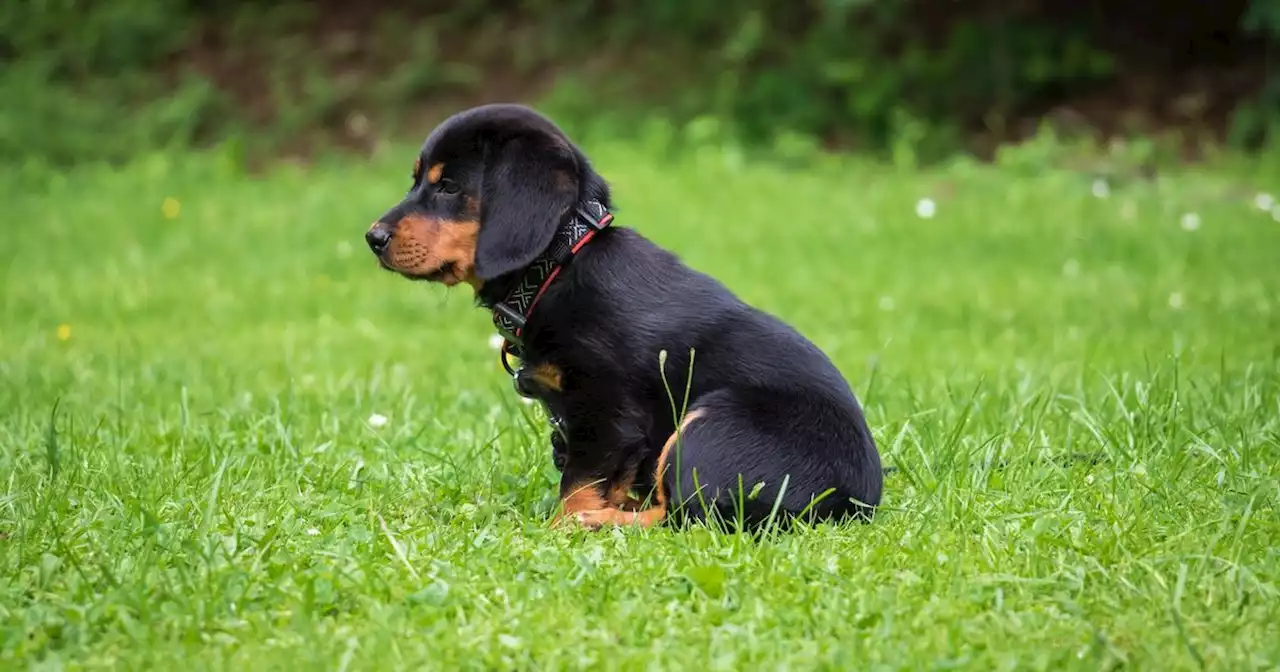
[
  {"xmin": 568, "ymin": 409, "xmax": 706, "ymax": 530},
  {"xmin": 653, "ymin": 409, "xmax": 706, "ymax": 509}
]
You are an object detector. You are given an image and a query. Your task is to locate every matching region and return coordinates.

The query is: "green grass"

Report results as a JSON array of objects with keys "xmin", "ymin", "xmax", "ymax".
[{"xmin": 2, "ymin": 139, "xmax": 1279, "ymax": 670}]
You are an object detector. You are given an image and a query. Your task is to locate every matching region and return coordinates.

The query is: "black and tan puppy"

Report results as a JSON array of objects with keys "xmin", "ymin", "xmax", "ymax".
[{"xmin": 365, "ymin": 104, "xmax": 883, "ymax": 530}]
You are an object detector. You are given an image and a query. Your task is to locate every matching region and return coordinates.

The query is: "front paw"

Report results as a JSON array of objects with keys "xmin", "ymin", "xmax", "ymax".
[
  {"xmin": 549, "ymin": 509, "xmax": 594, "ymax": 530},
  {"xmin": 549, "ymin": 508, "xmax": 610, "ymax": 530},
  {"xmin": 571, "ymin": 508, "xmax": 613, "ymax": 530}
]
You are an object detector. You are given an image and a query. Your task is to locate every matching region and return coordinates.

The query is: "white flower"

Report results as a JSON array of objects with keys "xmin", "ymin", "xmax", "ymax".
[
  {"xmin": 1255, "ymin": 192, "xmax": 1274, "ymax": 211},
  {"xmin": 367, "ymin": 413, "xmax": 389, "ymax": 428},
  {"xmin": 1091, "ymin": 179, "xmax": 1110, "ymax": 199},
  {"xmin": 1168, "ymin": 292, "xmax": 1185, "ymax": 309},
  {"xmin": 915, "ymin": 198, "xmax": 936, "ymax": 219},
  {"xmin": 488, "ymin": 334, "xmax": 505, "ymax": 350},
  {"xmin": 306, "ymin": 528, "xmax": 320, "ymax": 536},
  {"xmin": 1180, "ymin": 212, "xmax": 1200, "ymax": 231}
]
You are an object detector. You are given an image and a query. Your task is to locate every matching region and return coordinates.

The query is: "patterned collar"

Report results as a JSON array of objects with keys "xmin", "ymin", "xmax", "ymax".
[{"xmin": 492, "ymin": 200, "xmax": 613, "ymax": 373}]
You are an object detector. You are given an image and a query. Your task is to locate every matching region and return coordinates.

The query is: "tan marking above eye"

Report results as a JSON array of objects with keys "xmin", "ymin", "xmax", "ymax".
[{"xmin": 426, "ymin": 163, "xmax": 445, "ymax": 185}]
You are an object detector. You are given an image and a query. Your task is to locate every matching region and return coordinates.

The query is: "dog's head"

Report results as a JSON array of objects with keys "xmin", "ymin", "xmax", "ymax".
[{"xmin": 365, "ymin": 104, "xmax": 608, "ymax": 289}]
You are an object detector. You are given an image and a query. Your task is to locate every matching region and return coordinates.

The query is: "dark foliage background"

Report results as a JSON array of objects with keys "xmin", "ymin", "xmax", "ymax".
[{"xmin": 2, "ymin": 0, "xmax": 1276, "ymax": 165}]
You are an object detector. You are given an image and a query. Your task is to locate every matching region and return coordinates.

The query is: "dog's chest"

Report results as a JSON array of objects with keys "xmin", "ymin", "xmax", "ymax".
[{"xmin": 512, "ymin": 362, "xmax": 570, "ymax": 429}]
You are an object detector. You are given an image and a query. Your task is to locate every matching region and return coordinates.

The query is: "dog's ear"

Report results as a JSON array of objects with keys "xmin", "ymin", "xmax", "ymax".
[{"xmin": 473, "ymin": 135, "xmax": 579, "ymax": 280}]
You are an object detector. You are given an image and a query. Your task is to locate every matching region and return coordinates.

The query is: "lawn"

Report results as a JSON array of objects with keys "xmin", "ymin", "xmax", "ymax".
[{"xmin": 2, "ymin": 137, "xmax": 1279, "ymax": 670}]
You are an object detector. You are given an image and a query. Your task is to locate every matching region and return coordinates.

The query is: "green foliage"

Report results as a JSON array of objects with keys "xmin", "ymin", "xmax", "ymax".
[
  {"xmin": 1244, "ymin": 0, "xmax": 1280, "ymax": 35},
  {"xmin": 0, "ymin": 0, "xmax": 191, "ymax": 77},
  {"xmin": 0, "ymin": 0, "xmax": 1275, "ymax": 164},
  {"xmin": 0, "ymin": 0, "xmax": 223, "ymax": 166},
  {"xmin": 555, "ymin": 0, "xmax": 1116, "ymax": 161},
  {"xmin": 0, "ymin": 62, "xmax": 228, "ymax": 167},
  {"xmin": 1232, "ymin": 0, "xmax": 1280, "ymax": 148}
]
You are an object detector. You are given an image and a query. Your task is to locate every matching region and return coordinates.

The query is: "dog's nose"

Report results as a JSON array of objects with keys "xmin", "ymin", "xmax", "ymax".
[{"xmin": 366, "ymin": 224, "xmax": 391, "ymax": 254}]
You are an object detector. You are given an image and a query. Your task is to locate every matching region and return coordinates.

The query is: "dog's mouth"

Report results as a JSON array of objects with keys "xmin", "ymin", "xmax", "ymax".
[
  {"xmin": 379, "ymin": 258, "xmax": 461, "ymax": 285},
  {"xmin": 423, "ymin": 262, "xmax": 458, "ymax": 283}
]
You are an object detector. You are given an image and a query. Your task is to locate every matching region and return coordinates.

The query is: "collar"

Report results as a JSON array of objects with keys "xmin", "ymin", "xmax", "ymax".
[{"xmin": 492, "ymin": 200, "xmax": 613, "ymax": 373}]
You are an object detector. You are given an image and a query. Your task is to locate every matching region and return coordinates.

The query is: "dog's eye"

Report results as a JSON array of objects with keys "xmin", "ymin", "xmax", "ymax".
[{"xmin": 438, "ymin": 179, "xmax": 461, "ymax": 195}]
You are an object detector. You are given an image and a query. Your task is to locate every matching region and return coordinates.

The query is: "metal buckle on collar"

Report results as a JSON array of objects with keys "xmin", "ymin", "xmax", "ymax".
[
  {"xmin": 493, "ymin": 302, "xmax": 527, "ymax": 333},
  {"xmin": 511, "ymin": 363, "xmax": 535, "ymax": 398},
  {"xmin": 548, "ymin": 412, "xmax": 568, "ymax": 442},
  {"xmin": 499, "ymin": 340, "xmax": 521, "ymax": 376}
]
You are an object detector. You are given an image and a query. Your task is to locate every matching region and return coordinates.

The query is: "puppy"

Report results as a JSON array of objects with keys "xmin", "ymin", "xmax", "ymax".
[{"xmin": 365, "ymin": 104, "xmax": 883, "ymax": 529}]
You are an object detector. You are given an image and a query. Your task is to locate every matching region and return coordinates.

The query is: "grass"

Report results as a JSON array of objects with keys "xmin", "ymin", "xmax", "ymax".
[{"xmin": 1, "ymin": 137, "xmax": 1279, "ymax": 670}]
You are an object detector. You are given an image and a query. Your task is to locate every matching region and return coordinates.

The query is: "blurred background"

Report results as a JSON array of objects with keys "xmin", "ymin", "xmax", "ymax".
[
  {"xmin": 3, "ymin": 7, "xmax": 1280, "ymax": 667},
  {"xmin": 3, "ymin": 0, "xmax": 1278, "ymax": 169}
]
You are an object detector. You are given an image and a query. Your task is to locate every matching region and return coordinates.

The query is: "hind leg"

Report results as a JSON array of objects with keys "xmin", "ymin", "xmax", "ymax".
[
  {"xmin": 567, "ymin": 388, "xmax": 881, "ymax": 530},
  {"xmin": 662, "ymin": 390, "xmax": 882, "ymax": 529}
]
